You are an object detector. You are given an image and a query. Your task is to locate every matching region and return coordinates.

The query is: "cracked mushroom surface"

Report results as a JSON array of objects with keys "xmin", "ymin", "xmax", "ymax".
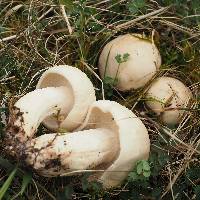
[
  {"xmin": 145, "ymin": 76, "xmax": 193, "ymax": 126},
  {"xmin": 6, "ymin": 65, "xmax": 96, "ymax": 156},
  {"xmin": 98, "ymin": 34, "xmax": 161, "ymax": 91}
]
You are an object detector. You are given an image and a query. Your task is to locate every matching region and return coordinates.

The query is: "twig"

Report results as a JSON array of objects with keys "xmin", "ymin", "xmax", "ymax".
[
  {"xmin": 167, "ymin": 165, "xmax": 175, "ymax": 200},
  {"xmin": 146, "ymin": 116, "xmax": 200, "ymax": 155},
  {"xmin": 0, "ymin": 76, "xmax": 15, "ymax": 82},
  {"xmin": 161, "ymin": 139, "xmax": 200, "ymax": 198},
  {"xmin": 159, "ymin": 20, "xmax": 200, "ymax": 37},
  {"xmin": 114, "ymin": 7, "xmax": 169, "ymax": 31},
  {"xmin": 38, "ymin": 7, "xmax": 54, "ymax": 21},
  {"xmin": 60, "ymin": 5, "xmax": 73, "ymax": 35},
  {"xmin": 81, "ymin": 61, "xmax": 105, "ymax": 100},
  {"xmin": 162, "ymin": 127, "xmax": 200, "ymax": 155},
  {"xmin": 0, "ymin": 35, "xmax": 17, "ymax": 43}
]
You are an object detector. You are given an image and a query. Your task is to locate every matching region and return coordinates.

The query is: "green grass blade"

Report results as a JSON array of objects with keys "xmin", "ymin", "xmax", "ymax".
[
  {"xmin": 20, "ymin": 172, "xmax": 32, "ymax": 195},
  {"xmin": 0, "ymin": 167, "xmax": 18, "ymax": 200}
]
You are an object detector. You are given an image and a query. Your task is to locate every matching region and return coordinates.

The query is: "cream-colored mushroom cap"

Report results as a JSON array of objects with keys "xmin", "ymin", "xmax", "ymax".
[
  {"xmin": 78, "ymin": 100, "xmax": 150, "ymax": 188},
  {"xmin": 98, "ymin": 34, "xmax": 161, "ymax": 91},
  {"xmin": 145, "ymin": 77, "xmax": 193, "ymax": 125},
  {"xmin": 37, "ymin": 65, "xmax": 96, "ymax": 131}
]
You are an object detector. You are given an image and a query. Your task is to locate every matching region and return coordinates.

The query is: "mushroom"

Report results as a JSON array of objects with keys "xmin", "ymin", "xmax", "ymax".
[
  {"xmin": 98, "ymin": 34, "xmax": 161, "ymax": 91},
  {"xmin": 145, "ymin": 76, "xmax": 193, "ymax": 126},
  {"xmin": 6, "ymin": 65, "xmax": 150, "ymax": 188},
  {"xmin": 6, "ymin": 65, "xmax": 96, "ymax": 150},
  {"xmin": 24, "ymin": 100, "xmax": 150, "ymax": 188},
  {"xmin": 36, "ymin": 65, "xmax": 96, "ymax": 132}
]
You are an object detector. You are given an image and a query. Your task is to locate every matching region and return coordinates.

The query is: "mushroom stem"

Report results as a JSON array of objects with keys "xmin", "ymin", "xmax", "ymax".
[
  {"xmin": 8, "ymin": 86, "xmax": 73, "ymax": 142},
  {"xmin": 26, "ymin": 128, "xmax": 118, "ymax": 176}
]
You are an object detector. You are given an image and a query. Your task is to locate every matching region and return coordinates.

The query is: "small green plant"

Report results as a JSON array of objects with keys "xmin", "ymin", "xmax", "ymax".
[
  {"xmin": 115, "ymin": 53, "xmax": 130, "ymax": 64},
  {"xmin": 0, "ymin": 167, "xmax": 18, "ymax": 199},
  {"xmin": 103, "ymin": 53, "xmax": 130, "ymax": 97},
  {"xmin": 128, "ymin": 160, "xmax": 151, "ymax": 182},
  {"xmin": 0, "ymin": 157, "xmax": 33, "ymax": 199},
  {"xmin": 81, "ymin": 173, "xmax": 103, "ymax": 193}
]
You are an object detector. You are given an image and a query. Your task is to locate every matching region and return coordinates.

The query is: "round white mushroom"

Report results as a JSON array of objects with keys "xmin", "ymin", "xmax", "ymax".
[
  {"xmin": 145, "ymin": 76, "xmax": 193, "ymax": 126},
  {"xmin": 98, "ymin": 34, "xmax": 161, "ymax": 91}
]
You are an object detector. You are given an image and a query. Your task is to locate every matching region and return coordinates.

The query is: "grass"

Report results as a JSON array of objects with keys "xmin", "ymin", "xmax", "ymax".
[{"xmin": 0, "ymin": 0, "xmax": 200, "ymax": 199}]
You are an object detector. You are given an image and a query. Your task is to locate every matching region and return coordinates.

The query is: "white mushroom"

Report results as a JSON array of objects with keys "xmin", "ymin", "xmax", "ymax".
[
  {"xmin": 145, "ymin": 77, "xmax": 193, "ymax": 126},
  {"xmin": 6, "ymin": 65, "xmax": 96, "ymax": 146},
  {"xmin": 98, "ymin": 34, "xmax": 161, "ymax": 91},
  {"xmin": 37, "ymin": 65, "xmax": 96, "ymax": 132},
  {"xmin": 24, "ymin": 100, "xmax": 150, "ymax": 188},
  {"xmin": 6, "ymin": 65, "xmax": 150, "ymax": 188}
]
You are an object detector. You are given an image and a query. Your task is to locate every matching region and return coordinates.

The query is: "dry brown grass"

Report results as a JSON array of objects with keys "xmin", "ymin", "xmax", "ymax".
[{"xmin": 0, "ymin": 0, "xmax": 200, "ymax": 199}]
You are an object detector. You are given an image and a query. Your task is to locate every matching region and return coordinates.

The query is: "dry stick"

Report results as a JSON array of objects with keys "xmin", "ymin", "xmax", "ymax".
[
  {"xmin": 60, "ymin": 169, "xmax": 134, "ymax": 176},
  {"xmin": 92, "ymin": 0, "xmax": 126, "ymax": 7},
  {"xmin": 38, "ymin": 7, "xmax": 54, "ymax": 21},
  {"xmin": 161, "ymin": 139, "xmax": 200, "ymax": 198},
  {"xmin": 60, "ymin": 5, "xmax": 73, "ymax": 35},
  {"xmin": 146, "ymin": 116, "xmax": 200, "ymax": 155},
  {"xmin": 5, "ymin": 4, "xmax": 23, "ymax": 18},
  {"xmin": 159, "ymin": 20, "xmax": 200, "ymax": 37},
  {"xmin": 167, "ymin": 165, "xmax": 175, "ymax": 200},
  {"xmin": 81, "ymin": 61, "xmax": 105, "ymax": 100},
  {"xmin": 114, "ymin": 7, "xmax": 169, "ymax": 31},
  {"xmin": 92, "ymin": 0, "xmax": 115, "ymax": 6},
  {"xmin": 35, "ymin": 181, "xmax": 57, "ymax": 200},
  {"xmin": 0, "ymin": 35, "xmax": 17, "ymax": 43},
  {"xmin": 173, "ymin": 103, "xmax": 197, "ymax": 142},
  {"xmin": 32, "ymin": 179, "xmax": 40, "ymax": 200},
  {"xmin": 0, "ymin": 76, "xmax": 15, "ymax": 83},
  {"xmin": 161, "ymin": 127, "xmax": 200, "ymax": 155}
]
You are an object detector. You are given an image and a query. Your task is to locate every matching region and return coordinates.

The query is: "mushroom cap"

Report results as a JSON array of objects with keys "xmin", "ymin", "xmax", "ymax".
[
  {"xmin": 78, "ymin": 100, "xmax": 150, "ymax": 188},
  {"xmin": 98, "ymin": 34, "xmax": 161, "ymax": 91},
  {"xmin": 37, "ymin": 65, "xmax": 96, "ymax": 131},
  {"xmin": 145, "ymin": 77, "xmax": 193, "ymax": 125}
]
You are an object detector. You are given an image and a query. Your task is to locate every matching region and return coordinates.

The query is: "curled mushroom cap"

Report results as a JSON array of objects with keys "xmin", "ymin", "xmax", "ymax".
[
  {"xmin": 6, "ymin": 65, "xmax": 96, "ymax": 150},
  {"xmin": 21, "ymin": 100, "xmax": 150, "ymax": 188},
  {"xmin": 145, "ymin": 77, "xmax": 193, "ymax": 125},
  {"xmin": 78, "ymin": 100, "xmax": 150, "ymax": 188},
  {"xmin": 37, "ymin": 65, "xmax": 96, "ymax": 131},
  {"xmin": 98, "ymin": 34, "xmax": 161, "ymax": 91}
]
